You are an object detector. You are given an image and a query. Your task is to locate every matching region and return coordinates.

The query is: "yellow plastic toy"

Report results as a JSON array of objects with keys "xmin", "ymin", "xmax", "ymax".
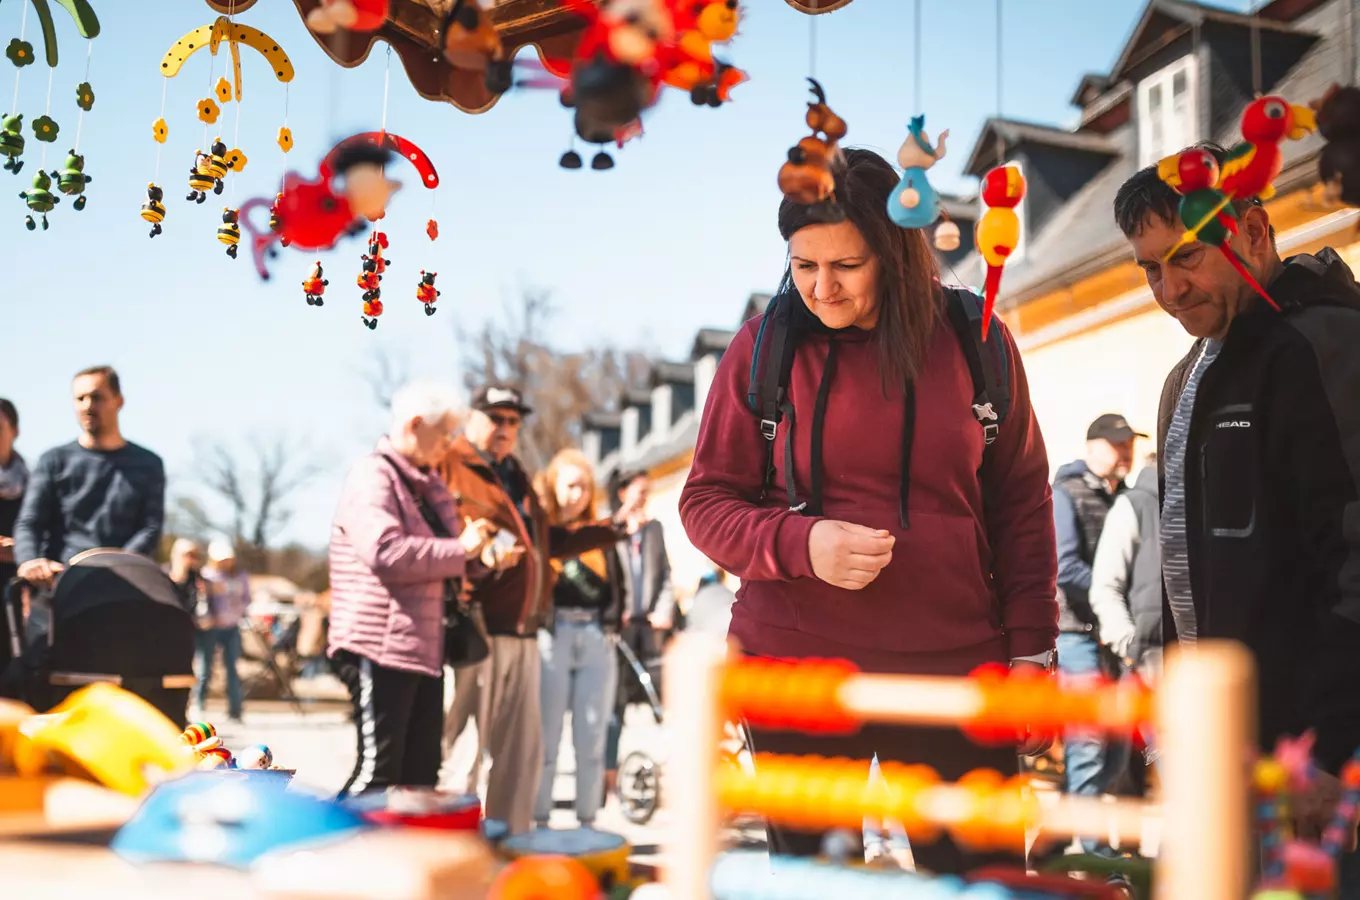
[{"xmin": 14, "ymin": 682, "xmax": 192, "ymax": 796}]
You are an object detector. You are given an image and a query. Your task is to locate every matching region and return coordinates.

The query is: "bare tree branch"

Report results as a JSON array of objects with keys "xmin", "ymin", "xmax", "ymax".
[{"xmin": 354, "ymin": 342, "xmax": 412, "ymax": 413}]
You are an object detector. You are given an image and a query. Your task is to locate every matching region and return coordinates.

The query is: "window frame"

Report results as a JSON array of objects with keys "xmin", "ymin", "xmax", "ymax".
[{"xmin": 1137, "ymin": 53, "xmax": 1199, "ymax": 168}]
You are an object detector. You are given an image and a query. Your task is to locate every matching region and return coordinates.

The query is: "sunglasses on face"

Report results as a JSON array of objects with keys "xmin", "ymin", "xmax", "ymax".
[{"xmin": 488, "ymin": 413, "xmax": 521, "ymax": 428}]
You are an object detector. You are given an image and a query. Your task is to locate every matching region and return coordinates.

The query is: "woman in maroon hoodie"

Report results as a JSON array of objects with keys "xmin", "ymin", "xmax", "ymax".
[{"xmin": 679, "ymin": 149, "xmax": 1059, "ymax": 873}]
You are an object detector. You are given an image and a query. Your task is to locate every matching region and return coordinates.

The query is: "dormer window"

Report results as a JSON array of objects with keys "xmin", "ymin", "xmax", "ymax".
[{"xmin": 1137, "ymin": 54, "xmax": 1197, "ymax": 167}]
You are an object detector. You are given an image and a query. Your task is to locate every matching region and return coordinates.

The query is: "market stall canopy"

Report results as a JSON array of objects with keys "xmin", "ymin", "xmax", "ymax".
[{"xmin": 289, "ymin": 0, "xmax": 590, "ymax": 113}]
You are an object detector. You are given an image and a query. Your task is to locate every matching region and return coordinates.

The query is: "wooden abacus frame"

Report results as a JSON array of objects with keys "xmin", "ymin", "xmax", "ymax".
[{"xmin": 661, "ymin": 635, "xmax": 1256, "ymax": 900}]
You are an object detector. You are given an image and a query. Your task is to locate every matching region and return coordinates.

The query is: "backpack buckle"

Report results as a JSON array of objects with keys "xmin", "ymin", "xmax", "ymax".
[
  {"xmin": 981, "ymin": 422, "xmax": 1000, "ymax": 445},
  {"xmin": 972, "ymin": 402, "xmax": 998, "ymax": 423},
  {"xmin": 760, "ymin": 418, "xmax": 778, "ymax": 441}
]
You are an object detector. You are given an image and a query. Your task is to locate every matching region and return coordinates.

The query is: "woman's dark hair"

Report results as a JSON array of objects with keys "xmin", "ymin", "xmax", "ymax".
[
  {"xmin": 0, "ymin": 398, "xmax": 15, "ymax": 432},
  {"xmin": 777, "ymin": 147, "xmax": 941, "ymax": 390},
  {"xmin": 607, "ymin": 467, "xmax": 646, "ymax": 513}
]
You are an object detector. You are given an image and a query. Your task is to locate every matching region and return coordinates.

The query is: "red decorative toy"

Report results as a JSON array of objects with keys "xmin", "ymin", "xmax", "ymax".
[
  {"xmin": 303, "ymin": 261, "xmax": 328, "ymax": 307},
  {"xmin": 973, "ymin": 165, "xmax": 1026, "ymax": 338},
  {"xmin": 307, "ymin": 0, "xmax": 391, "ymax": 34},
  {"xmin": 359, "ymin": 230, "xmax": 390, "ymax": 330},
  {"xmin": 416, "ymin": 270, "xmax": 440, "ymax": 316}
]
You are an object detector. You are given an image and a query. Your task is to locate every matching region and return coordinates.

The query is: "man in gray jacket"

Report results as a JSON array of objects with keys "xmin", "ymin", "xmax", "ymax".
[{"xmin": 1089, "ymin": 453, "xmax": 1163, "ymax": 684}]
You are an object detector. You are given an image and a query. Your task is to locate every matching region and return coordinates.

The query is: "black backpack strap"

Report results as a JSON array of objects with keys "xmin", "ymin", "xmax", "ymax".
[
  {"xmin": 805, "ymin": 339, "xmax": 838, "ymax": 516},
  {"xmin": 746, "ymin": 292, "xmax": 805, "ymax": 510},
  {"xmin": 944, "ymin": 287, "xmax": 1011, "ymax": 446}
]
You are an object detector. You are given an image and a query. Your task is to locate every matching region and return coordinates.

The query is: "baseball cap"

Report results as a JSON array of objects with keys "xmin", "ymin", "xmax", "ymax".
[
  {"xmin": 472, "ymin": 384, "xmax": 533, "ymax": 416},
  {"xmin": 1086, "ymin": 413, "xmax": 1148, "ymax": 444},
  {"xmin": 207, "ymin": 538, "xmax": 237, "ymax": 562}
]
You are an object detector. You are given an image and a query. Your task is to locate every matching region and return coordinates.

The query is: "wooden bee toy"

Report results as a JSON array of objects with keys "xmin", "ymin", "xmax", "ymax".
[
  {"xmin": 303, "ymin": 261, "xmax": 328, "ymax": 306},
  {"xmin": 416, "ymin": 270, "xmax": 440, "ymax": 315},
  {"xmin": 777, "ymin": 78, "xmax": 848, "ymax": 223},
  {"xmin": 218, "ymin": 207, "xmax": 241, "ymax": 258},
  {"xmin": 141, "ymin": 183, "xmax": 166, "ymax": 237}
]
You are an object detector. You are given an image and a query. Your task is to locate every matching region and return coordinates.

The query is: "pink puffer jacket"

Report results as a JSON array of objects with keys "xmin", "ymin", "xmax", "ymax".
[{"xmin": 328, "ymin": 437, "xmax": 466, "ymax": 677}]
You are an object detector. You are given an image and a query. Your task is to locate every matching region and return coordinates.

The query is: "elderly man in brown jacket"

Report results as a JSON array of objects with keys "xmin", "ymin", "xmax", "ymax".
[{"xmin": 436, "ymin": 384, "xmax": 625, "ymax": 834}]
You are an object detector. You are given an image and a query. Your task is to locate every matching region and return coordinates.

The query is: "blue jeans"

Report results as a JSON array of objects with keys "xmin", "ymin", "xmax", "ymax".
[
  {"xmin": 534, "ymin": 610, "xmax": 617, "ymax": 827},
  {"xmin": 195, "ymin": 626, "xmax": 243, "ymax": 720},
  {"xmin": 1057, "ymin": 632, "xmax": 1131, "ymax": 856}
]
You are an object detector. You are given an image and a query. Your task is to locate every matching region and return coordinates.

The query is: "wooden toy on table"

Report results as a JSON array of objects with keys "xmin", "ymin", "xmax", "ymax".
[
  {"xmin": 497, "ymin": 827, "xmax": 636, "ymax": 896},
  {"xmin": 662, "ymin": 635, "xmax": 1255, "ymax": 900}
]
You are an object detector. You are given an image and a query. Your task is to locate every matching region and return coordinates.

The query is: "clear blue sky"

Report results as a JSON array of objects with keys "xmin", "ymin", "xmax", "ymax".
[{"xmin": 1, "ymin": 0, "xmax": 1258, "ymax": 552}]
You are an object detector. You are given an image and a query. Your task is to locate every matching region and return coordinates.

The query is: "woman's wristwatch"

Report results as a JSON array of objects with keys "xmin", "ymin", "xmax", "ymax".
[{"xmin": 1009, "ymin": 650, "xmax": 1056, "ymax": 672}]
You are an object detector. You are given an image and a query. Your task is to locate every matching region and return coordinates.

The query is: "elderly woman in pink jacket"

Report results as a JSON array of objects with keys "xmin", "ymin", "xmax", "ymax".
[{"xmin": 329, "ymin": 381, "xmax": 496, "ymax": 797}]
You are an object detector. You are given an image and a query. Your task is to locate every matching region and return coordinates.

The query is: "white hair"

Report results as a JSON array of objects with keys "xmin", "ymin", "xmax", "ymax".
[{"xmin": 389, "ymin": 380, "xmax": 464, "ymax": 438}]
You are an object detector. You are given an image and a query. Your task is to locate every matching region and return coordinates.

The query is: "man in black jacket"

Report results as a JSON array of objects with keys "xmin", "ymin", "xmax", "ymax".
[{"xmin": 1115, "ymin": 143, "xmax": 1360, "ymax": 868}]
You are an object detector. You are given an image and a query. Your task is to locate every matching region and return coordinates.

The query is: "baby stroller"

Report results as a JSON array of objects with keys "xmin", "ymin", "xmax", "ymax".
[
  {"xmin": 3, "ymin": 549, "xmax": 196, "ymax": 727},
  {"xmin": 614, "ymin": 636, "xmax": 665, "ymax": 825}
]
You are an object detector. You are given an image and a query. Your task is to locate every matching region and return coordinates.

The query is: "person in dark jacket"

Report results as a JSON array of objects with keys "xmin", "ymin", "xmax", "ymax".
[
  {"xmin": 679, "ymin": 148, "xmax": 1059, "ymax": 873},
  {"xmin": 1050, "ymin": 414, "xmax": 1142, "ymax": 855},
  {"xmin": 0, "ymin": 398, "xmax": 24, "ymax": 675},
  {"xmin": 532, "ymin": 448, "xmax": 628, "ymax": 830},
  {"xmin": 1114, "ymin": 142, "xmax": 1360, "ymax": 875},
  {"xmin": 13, "ymin": 366, "xmax": 165, "ymax": 589}
]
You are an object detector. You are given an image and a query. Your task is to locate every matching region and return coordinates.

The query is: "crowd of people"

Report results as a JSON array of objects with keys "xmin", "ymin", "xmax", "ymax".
[{"xmin": 5, "ymin": 136, "xmax": 1360, "ymax": 894}]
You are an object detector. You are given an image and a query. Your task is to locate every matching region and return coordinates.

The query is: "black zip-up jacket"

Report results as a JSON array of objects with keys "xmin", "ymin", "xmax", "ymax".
[{"xmin": 1157, "ymin": 248, "xmax": 1360, "ymax": 773}]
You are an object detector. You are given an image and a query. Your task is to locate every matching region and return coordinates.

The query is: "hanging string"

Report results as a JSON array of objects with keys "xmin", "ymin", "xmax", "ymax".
[
  {"xmin": 380, "ymin": 45, "xmax": 392, "ymax": 135},
  {"xmin": 808, "ymin": 14, "xmax": 817, "ymax": 81},
  {"xmin": 73, "ymin": 39, "xmax": 93, "ymax": 152},
  {"xmin": 913, "ymin": 0, "xmax": 921, "ymax": 113},
  {"xmin": 10, "ymin": 0, "xmax": 27, "ymax": 115},
  {"xmin": 228, "ymin": 0, "xmax": 240, "ymax": 203},
  {"xmin": 203, "ymin": 35, "xmax": 217, "ymax": 149},
  {"xmin": 993, "ymin": 0, "xmax": 1005, "ymax": 167},
  {"xmin": 1250, "ymin": 3, "xmax": 1263, "ymax": 98},
  {"xmin": 154, "ymin": 76, "xmax": 167, "ymax": 180},
  {"xmin": 40, "ymin": 65, "xmax": 52, "ymax": 168}
]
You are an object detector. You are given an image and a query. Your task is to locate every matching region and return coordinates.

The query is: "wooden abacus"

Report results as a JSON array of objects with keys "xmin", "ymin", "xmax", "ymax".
[{"xmin": 661, "ymin": 635, "xmax": 1255, "ymax": 900}]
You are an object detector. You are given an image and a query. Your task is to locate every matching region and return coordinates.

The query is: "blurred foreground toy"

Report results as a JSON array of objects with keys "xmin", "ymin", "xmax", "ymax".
[
  {"xmin": 307, "ymin": 0, "xmax": 391, "ymax": 34},
  {"xmin": 489, "ymin": 853, "xmax": 602, "ymax": 900},
  {"xmin": 15, "ymin": 682, "xmax": 190, "ymax": 796},
  {"xmin": 439, "ymin": 0, "xmax": 513, "ymax": 95},
  {"xmin": 111, "ymin": 770, "xmax": 370, "ymax": 868},
  {"xmin": 344, "ymin": 786, "xmax": 482, "ymax": 831},
  {"xmin": 777, "ymin": 78, "xmax": 848, "ymax": 223},
  {"xmin": 498, "ymin": 827, "xmax": 635, "ymax": 895},
  {"xmin": 974, "ymin": 165, "xmax": 1026, "ymax": 338}
]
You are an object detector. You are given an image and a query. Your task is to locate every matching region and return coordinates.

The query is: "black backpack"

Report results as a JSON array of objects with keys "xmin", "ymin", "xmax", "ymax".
[{"xmin": 744, "ymin": 286, "xmax": 1012, "ymax": 526}]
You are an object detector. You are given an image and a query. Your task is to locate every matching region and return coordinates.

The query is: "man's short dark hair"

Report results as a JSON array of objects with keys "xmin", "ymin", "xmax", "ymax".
[
  {"xmin": 0, "ymin": 399, "xmax": 15, "ymax": 432},
  {"xmin": 608, "ymin": 467, "xmax": 647, "ymax": 511},
  {"xmin": 1113, "ymin": 141, "xmax": 1266, "ymax": 238},
  {"xmin": 74, "ymin": 365, "xmax": 120, "ymax": 396}
]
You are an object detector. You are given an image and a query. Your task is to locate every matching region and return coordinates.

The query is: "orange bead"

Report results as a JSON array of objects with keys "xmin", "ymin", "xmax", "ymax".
[{"xmin": 487, "ymin": 855, "xmax": 599, "ymax": 900}]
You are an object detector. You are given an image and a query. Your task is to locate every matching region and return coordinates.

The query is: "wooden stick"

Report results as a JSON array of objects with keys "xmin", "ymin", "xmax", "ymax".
[
  {"xmin": 659, "ymin": 632, "xmax": 727, "ymax": 900},
  {"xmin": 1155, "ymin": 640, "xmax": 1254, "ymax": 900}
]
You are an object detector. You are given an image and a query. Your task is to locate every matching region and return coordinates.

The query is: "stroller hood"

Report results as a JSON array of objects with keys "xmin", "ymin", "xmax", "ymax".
[{"xmin": 49, "ymin": 550, "xmax": 187, "ymax": 623}]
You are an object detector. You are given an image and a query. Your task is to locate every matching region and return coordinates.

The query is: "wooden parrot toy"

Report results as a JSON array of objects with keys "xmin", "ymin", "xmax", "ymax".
[
  {"xmin": 1163, "ymin": 95, "xmax": 1316, "ymax": 259},
  {"xmin": 303, "ymin": 261, "xmax": 328, "ymax": 306},
  {"xmin": 974, "ymin": 165, "xmax": 1026, "ymax": 338},
  {"xmin": 1157, "ymin": 148, "xmax": 1279, "ymax": 310},
  {"xmin": 416, "ymin": 270, "xmax": 440, "ymax": 315}
]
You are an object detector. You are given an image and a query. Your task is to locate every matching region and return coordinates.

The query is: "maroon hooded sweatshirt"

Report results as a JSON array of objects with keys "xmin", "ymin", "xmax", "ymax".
[{"xmin": 679, "ymin": 301, "xmax": 1058, "ymax": 676}]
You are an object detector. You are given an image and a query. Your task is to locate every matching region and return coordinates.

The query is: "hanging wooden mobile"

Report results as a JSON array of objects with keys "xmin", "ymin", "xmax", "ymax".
[
  {"xmin": 217, "ymin": 206, "xmax": 241, "ymax": 258},
  {"xmin": 660, "ymin": 0, "xmax": 748, "ymax": 107},
  {"xmin": 888, "ymin": 116, "xmax": 948, "ymax": 229},
  {"xmin": 416, "ymin": 270, "xmax": 440, "ymax": 316},
  {"xmin": 302, "ymin": 260, "xmax": 328, "ymax": 306},
  {"xmin": 146, "ymin": 13, "xmax": 292, "ymax": 236},
  {"xmin": 777, "ymin": 78, "xmax": 848, "ymax": 223},
  {"xmin": 7, "ymin": 0, "xmax": 100, "ymax": 229}
]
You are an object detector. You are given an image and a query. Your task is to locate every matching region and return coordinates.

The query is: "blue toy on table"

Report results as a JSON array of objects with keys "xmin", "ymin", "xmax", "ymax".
[
  {"xmin": 710, "ymin": 852, "xmax": 1019, "ymax": 900},
  {"xmin": 110, "ymin": 770, "xmax": 371, "ymax": 868}
]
